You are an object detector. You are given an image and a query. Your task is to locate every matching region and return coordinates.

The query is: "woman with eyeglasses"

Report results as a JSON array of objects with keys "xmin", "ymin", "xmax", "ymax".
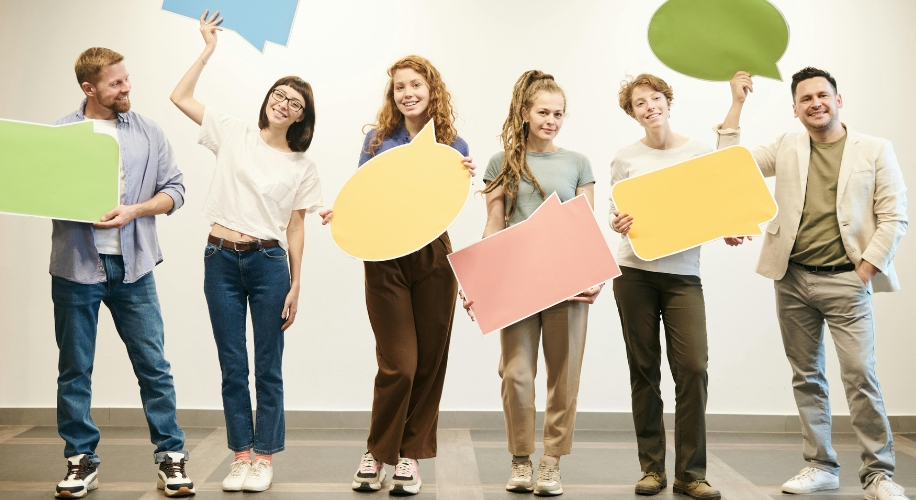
[
  {"xmin": 169, "ymin": 11, "xmax": 322, "ymax": 492},
  {"xmin": 319, "ymin": 55, "xmax": 475, "ymax": 496}
]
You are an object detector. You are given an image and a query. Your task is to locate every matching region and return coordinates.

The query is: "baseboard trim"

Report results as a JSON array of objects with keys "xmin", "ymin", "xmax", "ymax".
[{"xmin": 2, "ymin": 408, "xmax": 914, "ymax": 432}]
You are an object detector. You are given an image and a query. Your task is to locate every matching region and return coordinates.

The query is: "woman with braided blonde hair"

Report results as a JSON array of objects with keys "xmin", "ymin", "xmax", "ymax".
[
  {"xmin": 320, "ymin": 55, "xmax": 475, "ymax": 496},
  {"xmin": 465, "ymin": 70, "xmax": 598, "ymax": 496}
]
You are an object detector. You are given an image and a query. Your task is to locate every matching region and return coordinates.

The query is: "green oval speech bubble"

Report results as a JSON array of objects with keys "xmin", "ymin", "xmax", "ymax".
[{"xmin": 648, "ymin": 0, "xmax": 789, "ymax": 81}]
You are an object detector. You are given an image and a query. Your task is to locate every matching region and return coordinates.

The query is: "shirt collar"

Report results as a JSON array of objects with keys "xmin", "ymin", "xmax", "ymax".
[{"xmin": 76, "ymin": 99, "xmax": 130, "ymax": 124}]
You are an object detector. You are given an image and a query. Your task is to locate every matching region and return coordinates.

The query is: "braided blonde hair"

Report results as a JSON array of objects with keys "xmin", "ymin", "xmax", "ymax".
[{"xmin": 483, "ymin": 70, "xmax": 565, "ymax": 219}]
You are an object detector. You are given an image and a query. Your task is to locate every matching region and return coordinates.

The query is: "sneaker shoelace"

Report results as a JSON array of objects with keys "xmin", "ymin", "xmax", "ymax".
[
  {"xmin": 162, "ymin": 459, "xmax": 187, "ymax": 479},
  {"xmin": 228, "ymin": 460, "xmax": 250, "ymax": 477},
  {"xmin": 248, "ymin": 460, "xmax": 270, "ymax": 479},
  {"xmin": 538, "ymin": 463, "xmax": 560, "ymax": 483},
  {"xmin": 359, "ymin": 453, "xmax": 379, "ymax": 474},
  {"xmin": 511, "ymin": 461, "xmax": 532, "ymax": 479},
  {"xmin": 395, "ymin": 458, "xmax": 416, "ymax": 478},
  {"xmin": 790, "ymin": 467, "xmax": 819, "ymax": 483},
  {"xmin": 64, "ymin": 462, "xmax": 91, "ymax": 481},
  {"xmin": 878, "ymin": 478, "xmax": 906, "ymax": 496}
]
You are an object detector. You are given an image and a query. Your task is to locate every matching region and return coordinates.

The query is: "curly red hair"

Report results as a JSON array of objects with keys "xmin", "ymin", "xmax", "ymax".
[{"xmin": 364, "ymin": 55, "xmax": 458, "ymax": 155}]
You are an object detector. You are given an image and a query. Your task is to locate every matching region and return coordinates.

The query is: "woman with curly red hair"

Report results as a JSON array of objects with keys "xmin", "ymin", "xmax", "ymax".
[{"xmin": 320, "ymin": 55, "xmax": 475, "ymax": 496}]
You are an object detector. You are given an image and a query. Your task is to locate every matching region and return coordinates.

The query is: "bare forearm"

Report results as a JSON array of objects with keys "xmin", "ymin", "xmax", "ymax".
[
  {"xmin": 169, "ymin": 48, "xmax": 212, "ymax": 125},
  {"xmin": 721, "ymin": 101, "xmax": 744, "ymax": 131},
  {"xmin": 134, "ymin": 192, "xmax": 175, "ymax": 218}
]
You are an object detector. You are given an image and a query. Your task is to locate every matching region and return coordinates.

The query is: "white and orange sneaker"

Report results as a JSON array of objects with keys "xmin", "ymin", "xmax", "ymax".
[{"xmin": 55, "ymin": 455, "xmax": 98, "ymax": 498}]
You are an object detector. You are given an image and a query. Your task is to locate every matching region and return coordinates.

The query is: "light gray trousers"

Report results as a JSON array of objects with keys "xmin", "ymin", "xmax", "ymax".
[{"xmin": 775, "ymin": 262, "xmax": 895, "ymax": 484}]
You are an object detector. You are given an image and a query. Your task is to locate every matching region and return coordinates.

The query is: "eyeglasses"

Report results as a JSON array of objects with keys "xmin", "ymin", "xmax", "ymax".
[{"xmin": 270, "ymin": 89, "xmax": 304, "ymax": 113}]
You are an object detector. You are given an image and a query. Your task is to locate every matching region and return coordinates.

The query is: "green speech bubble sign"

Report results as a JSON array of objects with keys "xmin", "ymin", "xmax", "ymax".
[
  {"xmin": 648, "ymin": 0, "xmax": 789, "ymax": 81},
  {"xmin": 0, "ymin": 119, "xmax": 119, "ymax": 222}
]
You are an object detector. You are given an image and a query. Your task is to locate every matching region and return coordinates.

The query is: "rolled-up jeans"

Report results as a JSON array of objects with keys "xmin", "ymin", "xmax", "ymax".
[
  {"xmin": 52, "ymin": 254, "xmax": 186, "ymax": 465},
  {"xmin": 775, "ymin": 262, "xmax": 895, "ymax": 483},
  {"xmin": 204, "ymin": 240, "xmax": 290, "ymax": 455}
]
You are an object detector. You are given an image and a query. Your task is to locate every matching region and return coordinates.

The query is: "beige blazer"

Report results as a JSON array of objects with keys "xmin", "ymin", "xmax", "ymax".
[{"xmin": 717, "ymin": 126, "xmax": 907, "ymax": 292}]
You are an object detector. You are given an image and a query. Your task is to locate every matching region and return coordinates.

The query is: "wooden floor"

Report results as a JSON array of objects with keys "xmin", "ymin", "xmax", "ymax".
[{"xmin": 1, "ymin": 425, "xmax": 914, "ymax": 499}]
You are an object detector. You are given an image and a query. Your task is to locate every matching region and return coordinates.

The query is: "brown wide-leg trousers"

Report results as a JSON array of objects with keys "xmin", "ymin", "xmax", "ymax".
[{"xmin": 364, "ymin": 233, "xmax": 458, "ymax": 465}]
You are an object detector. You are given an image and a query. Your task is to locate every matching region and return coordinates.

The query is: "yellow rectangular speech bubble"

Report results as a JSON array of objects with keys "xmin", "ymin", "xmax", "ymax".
[{"xmin": 611, "ymin": 146, "xmax": 777, "ymax": 261}]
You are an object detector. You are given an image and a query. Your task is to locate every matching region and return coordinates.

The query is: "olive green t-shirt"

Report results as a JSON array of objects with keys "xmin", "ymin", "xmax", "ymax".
[
  {"xmin": 790, "ymin": 132, "xmax": 851, "ymax": 266},
  {"xmin": 484, "ymin": 148, "xmax": 595, "ymax": 227}
]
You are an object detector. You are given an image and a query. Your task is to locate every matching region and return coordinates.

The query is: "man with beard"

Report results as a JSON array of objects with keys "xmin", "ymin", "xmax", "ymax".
[
  {"xmin": 717, "ymin": 67, "xmax": 908, "ymax": 500},
  {"xmin": 51, "ymin": 47, "xmax": 193, "ymax": 498}
]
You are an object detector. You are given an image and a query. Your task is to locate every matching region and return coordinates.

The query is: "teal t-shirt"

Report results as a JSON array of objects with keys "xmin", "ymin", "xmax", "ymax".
[{"xmin": 484, "ymin": 148, "xmax": 595, "ymax": 226}]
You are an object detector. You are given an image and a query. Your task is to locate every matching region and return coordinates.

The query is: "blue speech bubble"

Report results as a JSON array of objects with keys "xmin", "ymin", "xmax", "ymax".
[{"xmin": 162, "ymin": 0, "xmax": 300, "ymax": 52}]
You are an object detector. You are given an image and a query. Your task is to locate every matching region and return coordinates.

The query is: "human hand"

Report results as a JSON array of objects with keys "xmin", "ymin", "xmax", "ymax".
[
  {"xmin": 462, "ymin": 156, "xmax": 477, "ymax": 184},
  {"xmin": 281, "ymin": 285, "xmax": 299, "ymax": 331},
  {"xmin": 611, "ymin": 210, "xmax": 633, "ymax": 235},
  {"xmin": 855, "ymin": 259, "xmax": 879, "ymax": 286},
  {"xmin": 569, "ymin": 284, "xmax": 604, "ymax": 304},
  {"xmin": 458, "ymin": 290, "xmax": 476, "ymax": 322},
  {"xmin": 94, "ymin": 205, "xmax": 140, "ymax": 229},
  {"xmin": 199, "ymin": 10, "xmax": 224, "ymax": 49},
  {"xmin": 730, "ymin": 71, "xmax": 753, "ymax": 104},
  {"xmin": 318, "ymin": 209, "xmax": 333, "ymax": 225},
  {"xmin": 724, "ymin": 235, "xmax": 752, "ymax": 246}
]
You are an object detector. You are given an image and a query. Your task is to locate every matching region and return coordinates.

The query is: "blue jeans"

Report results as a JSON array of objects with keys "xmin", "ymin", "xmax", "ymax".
[
  {"xmin": 204, "ymin": 241, "xmax": 290, "ymax": 455},
  {"xmin": 52, "ymin": 255, "xmax": 186, "ymax": 466}
]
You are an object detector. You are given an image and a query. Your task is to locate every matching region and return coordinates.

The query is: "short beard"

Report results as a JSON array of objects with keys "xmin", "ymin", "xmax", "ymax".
[
  {"xmin": 805, "ymin": 112, "xmax": 837, "ymax": 134},
  {"xmin": 109, "ymin": 97, "xmax": 130, "ymax": 114}
]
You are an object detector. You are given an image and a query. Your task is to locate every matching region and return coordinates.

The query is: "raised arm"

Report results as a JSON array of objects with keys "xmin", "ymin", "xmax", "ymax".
[
  {"xmin": 169, "ymin": 10, "xmax": 223, "ymax": 126},
  {"xmin": 720, "ymin": 71, "xmax": 753, "ymax": 131}
]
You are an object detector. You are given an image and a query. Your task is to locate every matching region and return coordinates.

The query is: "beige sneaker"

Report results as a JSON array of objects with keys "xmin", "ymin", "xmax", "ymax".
[
  {"xmin": 635, "ymin": 471, "xmax": 667, "ymax": 495},
  {"xmin": 534, "ymin": 456, "xmax": 563, "ymax": 496},
  {"xmin": 506, "ymin": 456, "xmax": 534, "ymax": 492},
  {"xmin": 673, "ymin": 479, "xmax": 721, "ymax": 499}
]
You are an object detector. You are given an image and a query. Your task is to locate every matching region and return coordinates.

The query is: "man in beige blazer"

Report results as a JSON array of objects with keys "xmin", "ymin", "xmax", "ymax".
[{"xmin": 717, "ymin": 68, "xmax": 908, "ymax": 500}]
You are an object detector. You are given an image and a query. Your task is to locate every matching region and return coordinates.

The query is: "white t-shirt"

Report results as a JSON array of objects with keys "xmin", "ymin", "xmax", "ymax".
[
  {"xmin": 91, "ymin": 119, "xmax": 125, "ymax": 255},
  {"xmin": 199, "ymin": 107, "xmax": 322, "ymax": 250},
  {"xmin": 609, "ymin": 138, "xmax": 713, "ymax": 277}
]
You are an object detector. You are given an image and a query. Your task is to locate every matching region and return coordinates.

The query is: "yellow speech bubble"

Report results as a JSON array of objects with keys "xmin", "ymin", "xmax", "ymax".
[
  {"xmin": 330, "ymin": 120, "xmax": 470, "ymax": 261},
  {"xmin": 611, "ymin": 146, "xmax": 777, "ymax": 261}
]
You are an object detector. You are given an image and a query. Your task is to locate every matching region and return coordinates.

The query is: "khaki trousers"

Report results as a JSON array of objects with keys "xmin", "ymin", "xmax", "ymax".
[
  {"xmin": 499, "ymin": 301, "xmax": 589, "ymax": 457},
  {"xmin": 364, "ymin": 234, "xmax": 458, "ymax": 465},
  {"xmin": 612, "ymin": 266, "xmax": 709, "ymax": 482},
  {"xmin": 776, "ymin": 262, "xmax": 895, "ymax": 484}
]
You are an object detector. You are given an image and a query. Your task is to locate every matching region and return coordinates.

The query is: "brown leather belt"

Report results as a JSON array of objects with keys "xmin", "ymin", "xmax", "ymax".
[{"xmin": 207, "ymin": 234, "xmax": 279, "ymax": 251}]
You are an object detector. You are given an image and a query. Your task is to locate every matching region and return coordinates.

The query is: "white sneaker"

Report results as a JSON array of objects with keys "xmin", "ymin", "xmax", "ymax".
[
  {"xmin": 534, "ymin": 456, "xmax": 563, "ymax": 496},
  {"xmin": 242, "ymin": 459, "xmax": 273, "ymax": 492},
  {"xmin": 156, "ymin": 452, "xmax": 195, "ymax": 497},
  {"xmin": 221, "ymin": 459, "xmax": 252, "ymax": 491},
  {"xmin": 389, "ymin": 457, "xmax": 421, "ymax": 495},
  {"xmin": 506, "ymin": 456, "xmax": 534, "ymax": 492},
  {"xmin": 352, "ymin": 451, "xmax": 387, "ymax": 491},
  {"xmin": 865, "ymin": 473, "xmax": 909, "ymax": 500},
  {"xmin": 781, "ymin": 466, "xmax": 839, "ymax": 494},
  {"xmin": 55, "ymin": 454, "xmax": 98, "ymax": 498}
]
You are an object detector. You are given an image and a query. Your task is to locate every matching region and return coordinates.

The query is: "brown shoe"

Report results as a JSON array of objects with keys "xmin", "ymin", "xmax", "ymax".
[
  {"xmin": 635, "ymin": 471, "xmax": 667, "ymax": 495},
  {"xmin": 673, "ymin": 479, "xmax": 721, "ymax": 499}
]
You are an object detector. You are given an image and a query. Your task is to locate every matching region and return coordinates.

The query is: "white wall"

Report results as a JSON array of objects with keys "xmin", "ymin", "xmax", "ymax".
[{"xmin": 1, "ymin": 0, "xmax": 914, "ymax": 416}]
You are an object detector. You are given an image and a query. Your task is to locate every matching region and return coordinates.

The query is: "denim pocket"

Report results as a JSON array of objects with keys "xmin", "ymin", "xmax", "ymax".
[
  {"xmin": 204, "ymin": 243, "xmax": 219, "ymax": 259},
  {"xmin": 263, "ymin": 246, "xmax": 288, "ymax": 259}
]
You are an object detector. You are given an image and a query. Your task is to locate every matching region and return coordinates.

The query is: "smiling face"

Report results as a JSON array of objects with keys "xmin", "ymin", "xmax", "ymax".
[
  {"xmin": 793, "ymin": 76, "xmax": 842, "ymax": 133},
  {"xmin": 85, "ymin": 62, "xmax": 131, "ymax": 114},
  {"xmin": 630, "ymin": 84, "xmax": 670, "ymax": 130},
  {"xmin": 265, "ymin": 84, "xmax": 306, "ymax": 128},
  {"xmin": 391, "ymin": 68, "xmax": 430, "ymax": 121},
  {"xmin": 525, "ymin": 91, "xmax": 565, "ymax": 143}
]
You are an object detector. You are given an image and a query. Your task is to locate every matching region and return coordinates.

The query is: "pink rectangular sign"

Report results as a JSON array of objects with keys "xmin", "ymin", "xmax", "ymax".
[{"xmin": 448, "ymin": 193, "xmax": 621, "ymax": 335}]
